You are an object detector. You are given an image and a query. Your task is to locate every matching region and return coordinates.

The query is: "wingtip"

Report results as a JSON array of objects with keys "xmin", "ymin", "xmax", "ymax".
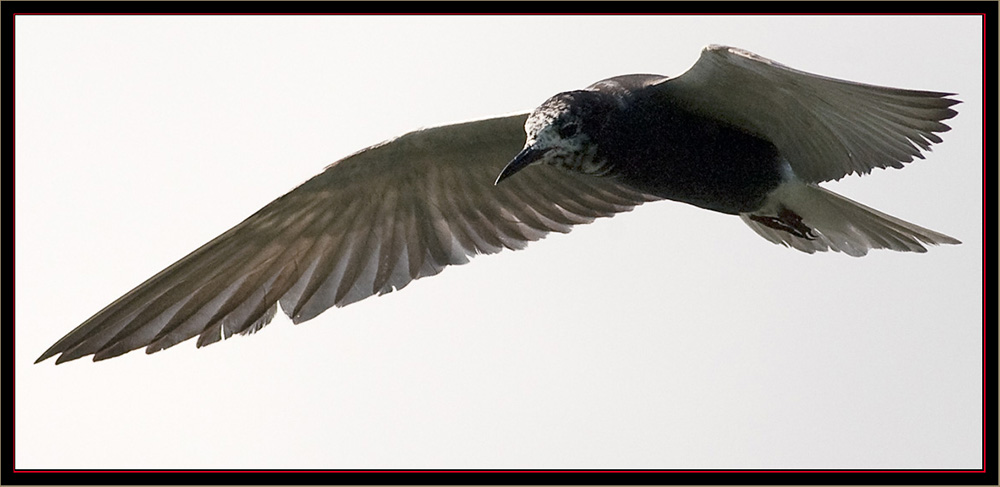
[
  {"xmin": 35, "ymin": 345, "xmax": 61, "ymax": 364},
  {"xmin": 931, "ymin": 234, "xmax": 962, "ymax": 246}
]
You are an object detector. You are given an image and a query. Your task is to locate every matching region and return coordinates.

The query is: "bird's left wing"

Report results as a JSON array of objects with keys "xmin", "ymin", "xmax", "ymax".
[
  {"xmin": 652, "ymin": 45, "xmax": 959, "ymax": 183},
  {"xmin": 37, "ymin": 114, "xmax": 655, "ymax": 364}
]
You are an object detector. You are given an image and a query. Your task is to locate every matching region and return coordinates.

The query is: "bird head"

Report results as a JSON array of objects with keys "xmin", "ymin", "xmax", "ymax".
[{"xmin": 495, "ymin": 90, "xmax": 617, "ymax": 185}]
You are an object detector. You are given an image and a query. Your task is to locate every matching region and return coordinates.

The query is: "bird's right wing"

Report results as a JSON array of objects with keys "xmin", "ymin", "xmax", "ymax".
[
  {"xmin": 654, "ymin": 45, "xmax": 959, "ymax": 183},
  {"xmin": 37, "ymin": 113, "xmax": 656, "ymax": 364}
]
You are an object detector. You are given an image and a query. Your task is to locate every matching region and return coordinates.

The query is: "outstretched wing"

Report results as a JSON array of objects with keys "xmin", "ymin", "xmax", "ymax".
[
  {"xmin": 654, "ymin": 45, "xmax": 959, "ymax": 183},
  {"xmin": 38, "ymin": 114, "xmax": 655, "ymax": 364}
]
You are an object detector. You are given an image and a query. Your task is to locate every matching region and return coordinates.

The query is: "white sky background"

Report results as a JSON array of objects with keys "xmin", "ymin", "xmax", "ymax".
[{"xmin": 14, "ymin": 15, "xmax": 983, "ymax": 470}]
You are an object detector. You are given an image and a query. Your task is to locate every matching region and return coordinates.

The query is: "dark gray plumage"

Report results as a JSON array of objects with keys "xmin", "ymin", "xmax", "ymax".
[{"xmin": 37, "ymin": 45, "xmax": 959, "ymax": 364}]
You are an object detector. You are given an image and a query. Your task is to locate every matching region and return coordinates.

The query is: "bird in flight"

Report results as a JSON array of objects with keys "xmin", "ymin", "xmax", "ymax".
[{"xmin": 37, "ymin": 45, "xmax": 960, "ymax": 364}]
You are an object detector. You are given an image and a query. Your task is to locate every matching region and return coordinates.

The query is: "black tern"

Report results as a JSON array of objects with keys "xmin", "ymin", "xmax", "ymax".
[{"xmin": 37, "ymin": 45, "xmax": 960, "ymax": 364}]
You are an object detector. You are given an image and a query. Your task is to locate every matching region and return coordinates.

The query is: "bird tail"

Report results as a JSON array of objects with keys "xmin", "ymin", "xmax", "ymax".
[{"xmin": 739, "ymin": 182, "xmax": 960, "ymax": 257}]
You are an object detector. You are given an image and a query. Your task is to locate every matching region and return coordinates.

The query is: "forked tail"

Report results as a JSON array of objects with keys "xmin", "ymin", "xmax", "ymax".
[{"xmin": 740, "ymin": 183, "xmax": 960, "ymax": 257}]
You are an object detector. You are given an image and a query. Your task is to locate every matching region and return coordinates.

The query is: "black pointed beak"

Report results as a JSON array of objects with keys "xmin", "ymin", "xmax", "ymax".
[{"xmin": 495, "ymin": 147, "xmax": 548, "ymax": 185}]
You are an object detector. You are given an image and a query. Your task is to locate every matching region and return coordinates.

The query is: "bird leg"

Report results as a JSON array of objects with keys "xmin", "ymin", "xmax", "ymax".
[{"xmin": 749, "ymin": 207, "xmax": 817, "ymax": 240}]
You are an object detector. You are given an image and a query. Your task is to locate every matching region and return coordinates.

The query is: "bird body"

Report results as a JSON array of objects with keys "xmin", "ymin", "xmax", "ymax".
[
  {"xmin": 499, "ymin": 46, "xmax": 960, "ymax": 255},
  {"xmin": 584, "ymin": 74, "xmax": 785, "ymax": 213},
  {"xmin": 37, "ymin": 45, "xmax": 960, "ymax": 364}
]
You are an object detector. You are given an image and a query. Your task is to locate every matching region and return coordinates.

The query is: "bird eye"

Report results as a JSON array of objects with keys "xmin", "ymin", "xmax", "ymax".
[{"xmin": 557, "ymin": 122, "xmax": 580, "ymax": 138}]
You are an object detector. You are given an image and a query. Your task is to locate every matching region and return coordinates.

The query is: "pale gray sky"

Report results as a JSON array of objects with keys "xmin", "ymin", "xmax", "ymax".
[{"xmin": 15, "ymin": 15, "xmax": 983, "ymax": 469}]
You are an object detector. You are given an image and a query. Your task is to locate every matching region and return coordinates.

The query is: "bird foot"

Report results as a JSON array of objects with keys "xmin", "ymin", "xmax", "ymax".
[{"xmin": 749, "ymin": 207, "xmax": 817, "ymax": 240}]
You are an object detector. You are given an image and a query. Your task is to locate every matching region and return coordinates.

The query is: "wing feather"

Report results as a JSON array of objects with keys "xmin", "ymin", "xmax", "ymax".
[
  {"xmin": 656, "ymin": 45, "xmax": 958, "ymax": 182},
  {"xmin": 38, "ymin": 113, "xmax": 654, "ymax": 364}
]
